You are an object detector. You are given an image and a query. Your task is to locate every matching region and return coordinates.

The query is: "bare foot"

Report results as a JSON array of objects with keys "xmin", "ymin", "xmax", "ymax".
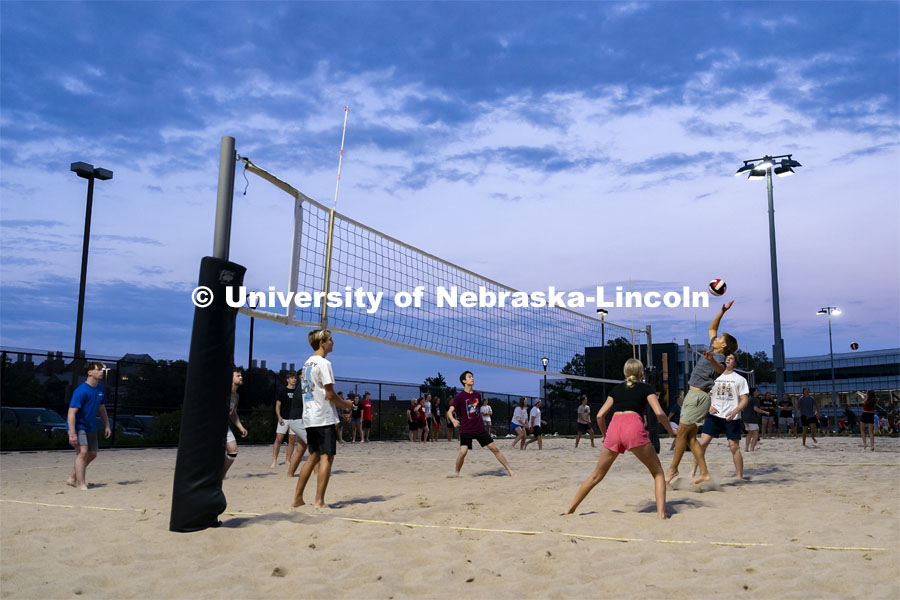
[
  {"xmin": 66, "ymin": 478, "xmax": 77, "ymax": 488},
  {"xmin": 692, "ymin": 473, "xmax": 712, "ymax": 485},
  {"xmin": 313, "ymin": 502, "xmax": 330, "ymax": 509},
  {"xmin": 658, "ymin": 513, "xmax": 669, "ymax": 520},
  {"xmin": 290, "ymin": 499, "xmax": 305, "ymax": 508},
  {"xmin": 269, "ymin": 463, "xmax": 277, "ymax": 469},
  {"xmin": 664, "ymin": 469, "xmax": 679, "ymax": 485},
  {"xmin": 77, "ymin": 485, "xmax": 89, "ymax": 491},
  {"xmin": 507, "ymin": 471, "xmax": 515, "ymax": 478}
]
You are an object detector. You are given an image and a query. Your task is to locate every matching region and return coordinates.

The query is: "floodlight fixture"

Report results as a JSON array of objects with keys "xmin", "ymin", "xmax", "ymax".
[
  {"xmin": 748, "ymin": 169, "xmax": 767, "ymax": 180},
  {"xmin": 756, "ymin": 156, "xmax": 775, "ymax": 170},
  {"xmin": 774, "ymin": 165, "xmax": 795, "ymax": 177},
  {"xmin": 735, "ymin": 163, "xmax": 755, "ymax": 177}
]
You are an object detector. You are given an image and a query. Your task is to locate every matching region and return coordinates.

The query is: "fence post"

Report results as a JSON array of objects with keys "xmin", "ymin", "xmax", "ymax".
[
  {"xmin": 377, "ymin": 383, "xmax": 382, "ymax": 441},
  {"xmin": 111, "ymin": 359, "xmax": 120, "ymax": 447}
]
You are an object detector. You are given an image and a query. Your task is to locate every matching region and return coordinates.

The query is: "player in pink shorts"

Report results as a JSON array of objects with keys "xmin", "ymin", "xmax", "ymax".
[{"xmin": 564, "ymin": 359, "xmax": 676, "ymax": 519}]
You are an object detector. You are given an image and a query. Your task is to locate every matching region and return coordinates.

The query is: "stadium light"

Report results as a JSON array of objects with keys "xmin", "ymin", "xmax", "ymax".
[
  {"xmin": 69, "ymin": 161, "xmax": 113, "ymax": 396},
  {"xmin": 540, "ymin": 357, "xmax": 549, "ymax": 401},
  {"xmin": 818, "ymin": 306, "xmax": 841, "ymax": 427},
  {"xmin": 736, "ymin": 154, "xmax": 801, "ymax": 403}
]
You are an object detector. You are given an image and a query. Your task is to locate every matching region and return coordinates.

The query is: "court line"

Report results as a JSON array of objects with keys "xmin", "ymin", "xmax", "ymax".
[{"xmin": 0, "ymin": 499, "xmax": 887, "ymax": 551}]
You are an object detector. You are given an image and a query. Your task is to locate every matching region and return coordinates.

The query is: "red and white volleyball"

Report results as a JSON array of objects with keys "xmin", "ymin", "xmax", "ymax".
[
  {"xmin": 708, "ymin": 279, "xmax": 727, "ymax": 296},
  {"xmin": 851, "ymin": 342, "xmax": 859, "ymax": 350}
]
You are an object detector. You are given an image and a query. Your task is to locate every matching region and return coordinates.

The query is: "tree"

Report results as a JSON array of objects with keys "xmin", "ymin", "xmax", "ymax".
[
  {"xmin": 736, "ymin": 350, "xmax": 774, "ymax": 383},
  {"xmin": 421, "ymin": 372, "xmax": 455, "ymax": 404}
]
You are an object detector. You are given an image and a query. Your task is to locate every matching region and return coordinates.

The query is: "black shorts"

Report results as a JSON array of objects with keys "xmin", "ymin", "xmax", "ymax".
[
  {"xmin": 306, "ymin": 425, "xmax": 338, "ymax": 456},
  {"xmin": 860, "ymin": 412, "xmax": 875, "ymax": 425},
  {"xmin": 532, "ymin": 425, "xmax": 542, "ymax": 437},
  {"xmin": 577, "ymin": 422, "xmax": 592, "ymax": 434},
  {"xmin": 801, "ymin": 416, "xmax": 818, "ymax": 427},
  {"xmin": 362, "ymin": 419, "xmax": 372, "ymax": 429},
  {"xmin": 460, "ymin": 431, "xmax": 494, "ymax": 448}
]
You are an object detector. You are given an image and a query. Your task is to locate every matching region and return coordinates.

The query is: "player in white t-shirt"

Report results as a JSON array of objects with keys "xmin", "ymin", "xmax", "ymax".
[
  {"xmin": 691, "ymin": 354, "xmax": 749, "ymax": 482},
  {"xmin": 291, "ymin": 329, "xmax": 353, "ymax": 509},
  {"xmin": 524, "ymin": 400, "xmax": 547, "ymax": 450}
]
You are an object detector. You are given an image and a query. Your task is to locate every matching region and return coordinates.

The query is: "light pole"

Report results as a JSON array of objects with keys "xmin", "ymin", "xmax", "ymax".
[
  {"xmin": 540, "ymin": 356, "xmax": 549, "ymax": 402},
  {"xmin": 247, "ymin": 293, "xmax": 259, "ymax": 372},
  {"xmin": 69, "ymin": 162, "xmax": 113, "ymax": 393},
  {"xmin": 597, "ymin": 308, "xmax": 608, "ymax": 400},
  {"xmin": 817, "ymin": 307, "xmax": 841, "ymax": 429},
  {"xmin": 735, "ymin": 154, "xmax": 801, "ymax": 401}
]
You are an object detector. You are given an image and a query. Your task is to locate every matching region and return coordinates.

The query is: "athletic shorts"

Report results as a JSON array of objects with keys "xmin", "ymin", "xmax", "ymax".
[
  {"xmin": 76, "ymin": 430, "xmax": 99, "ymax": 451},
  {"xmin": 780, "ymin": 417, "xmax": 794, "ymax": 425},
  {"xmin": 702, "ymin": 415, "xmax": 743, "ymax": 441},
  {"xmin": 860, "ymin": 412, "xmax": 875, "ymax": 424},
  {"xmin": 532, "ymin": 425, "xmax": 542, "ymax": 437},
  {"xmin": 801, "ymin": 416, "xmax": 818, "ymax": 427},
  {"xmin": 482, "ymin": 419, "xmax": 492, "ymax": 428},
  {"xmin": 511, "ymin": 423, "xmax": 522, "ymax": 430},
  {"xmin": 460, "ymin": 431, "xmax": 494, "ymax": 448},
  {"xmin": 746, "ymin": 423, "xmax": 759, "ymax": 431},
  {"xmin": 363, "ymin": 419, "xmax": 372, "ymax": 429},
  {"xmin": 226, "ymin": 427, "xmax": 236, "ymax": 444},
  {"xmin": 577, "ymin": 422, "xmax": 592, "ymax": 434},
  {"xmin": 306, "ymin": 425, "xmax": 338, "ymax": 456},
  {"xmin": 602, "ymin": 413, "xmax": 649, "ymax": 454},
  {"xmin": 288, "ymin": 420, "xmax": 308, "ymax": 443},
  {"xmin": 276, "ymin": 419, "xmax": 290, "ymax": 435},
  {"xmin": 669, "ymin": 421, "xmax": 680, "ymax": 432},
  {"xmin": 680, "ymin": 389, "xmax": 711, "ymax": 426},
  {"xmin": 432, "ymin": 420, "xmax": 440, "ymax": 429},
  {"xmin": 351, "ymin": 417, "xmax": 361, "ymax": 423},
  {"xmin": 408, "ymin": 421, "xmax": 419, "ymax": 431}
]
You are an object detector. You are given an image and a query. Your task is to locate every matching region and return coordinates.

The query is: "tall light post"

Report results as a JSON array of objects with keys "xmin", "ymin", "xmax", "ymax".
[
  {"xmin": 540, "ymin": 356, "xmax": 549, "ymax": 402},
  {"xmin": 817, "ymin": 306, "xmax": 841, "ymax": 428},
  {"xmin": 69, "ymin": 162, "xmax": 113, "ymax": 393},
  {"xmin": 735, "ymin": 154, "xmax": 801, "ymax": 401},
  {"xmin": 597, "ymin": 308, "xmax": 608, "ymax": 400},
  {"xmin": 247, "ymin": 292, "xmax": 260, "ymax": 372}
]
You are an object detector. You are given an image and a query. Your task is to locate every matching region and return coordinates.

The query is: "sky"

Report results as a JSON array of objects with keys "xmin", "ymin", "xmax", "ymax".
[{"xmin": 1, "ymin": 1, "xmax": 898, "ymax": 396}]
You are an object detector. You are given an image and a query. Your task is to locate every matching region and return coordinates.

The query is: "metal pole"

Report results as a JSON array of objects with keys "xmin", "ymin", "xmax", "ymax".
[
  {"xmin": 320, "ymin": 210, "xmax": 336, "ymax": 328},
  {"xmin": 601, "ymin": 319, "xmax": 606, "ymax": 400},
  {"xmin": 71, "ymin": 174, "xmax": 95, "ymax": 393},
  {"xmin": 213, "ymin": 136, "xmax": 236, "ymax": 260},
  {"xmin": 766, "ymin": 169, "xmax": 786, "ymax": 400},
  {"xmin": 248, "ymin": 315, "xmax": 255, "ymax": 372},
  {"xmin": 828, "ymin": 313, "xmax": 837, "ymax": 425}
]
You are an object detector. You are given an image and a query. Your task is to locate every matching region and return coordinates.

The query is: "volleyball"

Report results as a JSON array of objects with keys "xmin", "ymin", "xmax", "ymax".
[
  {"xmin": 708, "ymin": 279, "xmax": 727, "ymax": 296},
  {"xmin": 851, "ymin": 342, "xmax": 859, "ymax": 350}
]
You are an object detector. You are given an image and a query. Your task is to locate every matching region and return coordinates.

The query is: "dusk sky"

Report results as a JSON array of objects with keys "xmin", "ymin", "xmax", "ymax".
[{"xmin": 1, "ymin": 2, "xmax": 898, "ymax": 395}]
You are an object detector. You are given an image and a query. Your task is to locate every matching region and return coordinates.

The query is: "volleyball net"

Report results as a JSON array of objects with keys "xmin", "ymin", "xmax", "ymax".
[{"xmin": 239, "ymin": 157, "xmax": 650, "ymax": 380}]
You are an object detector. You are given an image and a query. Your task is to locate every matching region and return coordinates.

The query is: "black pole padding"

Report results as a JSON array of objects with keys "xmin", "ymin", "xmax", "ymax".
[{"xmin": 169, "ymin": 256, "xmax": 246, "ymax": 532}]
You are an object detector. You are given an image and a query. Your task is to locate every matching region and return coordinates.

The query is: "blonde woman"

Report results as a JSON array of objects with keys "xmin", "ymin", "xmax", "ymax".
[
  {"xmin": 564, "ymin": 359, "xmax": 675, "ymax": 520},
  {"xmin": 510, "ymin": 397, "xmax": 530, "ymax": 450}
]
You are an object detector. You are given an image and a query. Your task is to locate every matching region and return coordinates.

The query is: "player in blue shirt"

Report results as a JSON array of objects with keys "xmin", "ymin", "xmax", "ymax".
[{"xmin": 66, "ymin": 362, "xmax": 111, "ymax": 490}]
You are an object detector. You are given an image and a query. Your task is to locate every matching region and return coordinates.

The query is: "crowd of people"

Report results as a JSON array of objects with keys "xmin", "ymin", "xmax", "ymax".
[{"xmin": 61, "ymin": 307, "xmax": 894, "ymax": 520}]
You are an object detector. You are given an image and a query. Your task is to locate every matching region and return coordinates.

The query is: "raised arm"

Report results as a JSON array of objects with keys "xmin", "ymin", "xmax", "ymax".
[{"xmin": 708, "ymin": 300, "xmax": 734, "ymax": 342}]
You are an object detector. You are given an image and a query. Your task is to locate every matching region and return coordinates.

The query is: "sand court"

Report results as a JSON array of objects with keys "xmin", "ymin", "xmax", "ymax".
[{"xmin": 1, "ymin": 436, "xmax": 898, "ymax": 599}]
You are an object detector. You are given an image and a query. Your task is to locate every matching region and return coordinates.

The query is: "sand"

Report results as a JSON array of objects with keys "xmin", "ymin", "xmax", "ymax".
[{"xmin": 1, "ymin": 435, "xmax": 898, "ymax": 599}]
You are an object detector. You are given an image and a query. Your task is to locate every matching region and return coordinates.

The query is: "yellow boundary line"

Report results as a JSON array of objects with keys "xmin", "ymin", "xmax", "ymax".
[{"xmin": 0, "ymin": 499, "xmax": 887, "ymax": 552}]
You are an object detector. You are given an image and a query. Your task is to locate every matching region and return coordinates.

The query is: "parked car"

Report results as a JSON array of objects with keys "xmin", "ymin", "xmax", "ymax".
[
  {"xmin": 1, "ymin": 407, "xmax": 68, "ymax": 437},
  {"xmin": 93, "ymin": 415, "xmax": 143, "ymax": 438},
  {"xmin": 117, "ymin": 414, "xmax": 157, "ymax": 436}
]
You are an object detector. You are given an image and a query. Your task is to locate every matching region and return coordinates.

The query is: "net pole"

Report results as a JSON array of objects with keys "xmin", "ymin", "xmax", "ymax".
[{"xmin": 321, "ymin": 106, "xmax": 349, "ymax": 328}]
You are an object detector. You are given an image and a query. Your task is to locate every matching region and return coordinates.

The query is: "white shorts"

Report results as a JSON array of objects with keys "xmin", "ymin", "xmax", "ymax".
[
  {"xmin": 226, "ymin": 427, "xmax": 235, "ymax": 444},
  {"xmin": 288, "ymin": 420, "xmax": 308, "ymax": 443},
  {"xmin": 669, "ymin": 421, "xmax": 679, "ymax": 432},
  {"xmin": 746, "ymin": 423, "xmax": 759, "ymax": 431}
]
